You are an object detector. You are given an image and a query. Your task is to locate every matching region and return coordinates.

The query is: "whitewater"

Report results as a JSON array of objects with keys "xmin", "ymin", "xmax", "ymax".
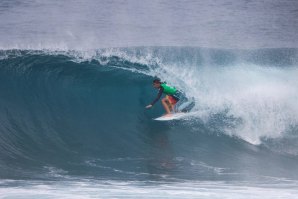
[{"xmin": 1, "ymin": 0, "xmax": 298, "ymax": 198}]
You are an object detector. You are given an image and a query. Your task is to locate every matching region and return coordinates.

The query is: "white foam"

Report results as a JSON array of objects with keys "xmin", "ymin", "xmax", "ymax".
[
  {"xmin": 151, "ymin": 61, "xmax": 298, "ymax": 144},
  {"xmin": 1, "ymin": 179, "xmax": 298, "ymax": 199}
]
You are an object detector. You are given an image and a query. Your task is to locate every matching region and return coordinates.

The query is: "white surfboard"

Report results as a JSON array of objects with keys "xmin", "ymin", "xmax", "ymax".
[{"xmin": 154, "ymin": 112, "xmax": 187, "ymax": 121}]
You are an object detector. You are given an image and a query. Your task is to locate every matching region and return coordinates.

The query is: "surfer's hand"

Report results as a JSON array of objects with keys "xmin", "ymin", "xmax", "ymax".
[{"xmin": 145, "ymin": 105, "xmax": 153, "ymax": 109}]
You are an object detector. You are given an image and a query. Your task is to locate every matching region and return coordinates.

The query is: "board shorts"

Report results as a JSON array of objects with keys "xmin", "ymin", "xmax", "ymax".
[{"xmin": 166, "ymin": 93, "xmax": 180, "ymax": 105}]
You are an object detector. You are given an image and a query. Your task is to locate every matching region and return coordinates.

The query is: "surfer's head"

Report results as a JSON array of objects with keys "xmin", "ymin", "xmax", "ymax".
[{"xmin": 152, "ymin": 78, "xmax": 161, "ymax": 88}]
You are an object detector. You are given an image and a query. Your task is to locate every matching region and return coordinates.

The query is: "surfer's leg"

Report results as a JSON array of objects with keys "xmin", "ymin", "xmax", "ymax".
[
  {"xmin": 166, "ymin": 96, "xmax": 176, "ymax": 113},
  {"xmin": 170, "ymin": 104, "xmax": 175, "ymax": 112},
  {"xmin": 167, "ymin": 95, "xmax": 178, "ymax": 113},
  {"xmin": 167, "ymin": 102, "xmax": 173, "ymax": 111},
  {"xmin": 161, "ymin": 97, "xmax": 171, "ymax": 114}
]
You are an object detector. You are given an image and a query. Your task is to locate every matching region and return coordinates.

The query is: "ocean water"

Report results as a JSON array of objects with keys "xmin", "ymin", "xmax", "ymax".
[{"xmin": 1, "ymin": 1, "xmax": 298, "ymax": 199}]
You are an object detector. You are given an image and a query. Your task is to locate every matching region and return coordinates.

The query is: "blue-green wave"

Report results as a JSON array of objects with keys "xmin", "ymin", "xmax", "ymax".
[{"xmin": 1, "ymin": 47, "xmax": 298, "ymax": 182}]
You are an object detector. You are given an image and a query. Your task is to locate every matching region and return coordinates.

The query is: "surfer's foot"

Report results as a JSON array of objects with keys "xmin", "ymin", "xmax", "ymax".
[{"xmin": 163, "ymin": 113, "xmax": 172, "ymax": 117}]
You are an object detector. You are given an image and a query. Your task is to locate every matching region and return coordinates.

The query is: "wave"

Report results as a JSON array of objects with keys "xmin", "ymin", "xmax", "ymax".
[{"xmin": 1, "ymin": 47, "xmax": 298, "ymax": 181}]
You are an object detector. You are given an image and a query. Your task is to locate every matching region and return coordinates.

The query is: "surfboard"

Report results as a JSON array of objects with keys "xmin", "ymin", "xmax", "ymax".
[{"xmin": 154, "ymin": 112, "xmax": 187, "ymax": 121}]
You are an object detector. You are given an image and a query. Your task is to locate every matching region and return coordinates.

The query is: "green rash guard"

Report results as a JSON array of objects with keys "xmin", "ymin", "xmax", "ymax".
[
  {"xmin": 160, "ymin": 83, "xmax": 177, "ymax": 95},
  {"xmin": 150, "ymin": 83, "xmax": 177, "ymax": 106}
]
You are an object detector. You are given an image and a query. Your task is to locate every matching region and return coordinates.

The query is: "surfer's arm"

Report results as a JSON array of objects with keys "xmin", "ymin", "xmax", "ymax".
[{"xmin": 150, "ymin": 88, "xmax": 163, "ymax": 106}]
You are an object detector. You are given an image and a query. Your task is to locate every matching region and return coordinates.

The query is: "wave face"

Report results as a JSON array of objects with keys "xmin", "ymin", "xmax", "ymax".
[{"xmin": 1, "ymin": 47, "xmax": 298, "ymax": 182}]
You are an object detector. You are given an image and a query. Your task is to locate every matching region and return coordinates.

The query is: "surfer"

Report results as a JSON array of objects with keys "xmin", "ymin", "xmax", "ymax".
[{"xmin": 146, "ymin": 78, "xmax": 181, "ymax": 116}]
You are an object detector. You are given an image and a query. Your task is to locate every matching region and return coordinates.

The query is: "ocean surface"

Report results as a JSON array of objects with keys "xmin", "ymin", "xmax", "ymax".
[{"xmin": 1, "ymin": 0, "xmax": 298, "ymax": 198}]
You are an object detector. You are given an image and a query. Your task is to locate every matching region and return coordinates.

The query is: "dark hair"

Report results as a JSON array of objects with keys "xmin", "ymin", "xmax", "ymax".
[{"xmin": 153, "ymin": 78, "xmax": 161, "ymax": 84}]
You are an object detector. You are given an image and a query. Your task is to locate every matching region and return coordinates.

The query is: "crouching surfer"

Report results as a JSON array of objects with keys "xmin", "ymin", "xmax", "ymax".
[{"xmin": 145, "ymin": 78, "xmax": 181, "ymax": 117}]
